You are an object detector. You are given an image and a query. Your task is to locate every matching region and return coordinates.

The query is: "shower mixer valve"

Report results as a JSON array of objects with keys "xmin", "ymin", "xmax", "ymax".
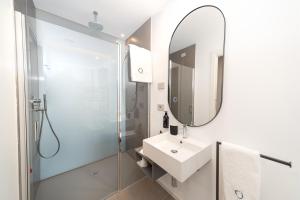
[
  {"xmin": 30, "ymin": 98, "xmax": 43, "ymax": 111},
  {"xmin": 30, "ymin": 94, "xmax": 48, "ymax": 112}
]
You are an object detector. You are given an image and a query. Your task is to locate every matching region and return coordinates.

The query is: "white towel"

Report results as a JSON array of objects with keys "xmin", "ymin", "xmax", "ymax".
[
  {"xmin": 221, "ymin": 142, "xmax": 261, "ymax": 200},
  {"xmin": 128, "ymin": 44, "xmax": 152, "ymax": 83}
]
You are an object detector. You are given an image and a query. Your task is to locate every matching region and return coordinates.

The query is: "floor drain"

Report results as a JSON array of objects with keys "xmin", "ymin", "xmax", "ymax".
[
  {"xmin": 171, "ymin": 149, "xmax": 178, "ymax": 153},
  {"xmin": 90, "ymin": 171, "xmax": 99, "ymax": 176}
]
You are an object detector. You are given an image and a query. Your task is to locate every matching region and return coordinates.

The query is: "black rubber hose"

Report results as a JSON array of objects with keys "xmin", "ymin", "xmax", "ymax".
[{"xmin": 37, "ymin": 101, "xmax": 60, "ymax": 159}]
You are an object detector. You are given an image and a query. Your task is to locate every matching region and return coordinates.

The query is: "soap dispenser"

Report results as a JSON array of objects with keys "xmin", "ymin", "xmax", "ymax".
[{"xmin": 163, "ymin": 111, "xmax": 169, "ymax": 128}]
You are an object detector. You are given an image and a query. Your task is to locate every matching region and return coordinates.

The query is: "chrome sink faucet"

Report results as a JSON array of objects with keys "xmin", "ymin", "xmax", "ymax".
[{"xmin": 182, "ymin": 124, "xmax": 188, "ymax": 139}]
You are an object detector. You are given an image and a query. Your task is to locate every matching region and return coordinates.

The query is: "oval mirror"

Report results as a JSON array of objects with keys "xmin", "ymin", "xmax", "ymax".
[{"xmin": 168, "ymin": 6, "xmax": 225, "ymax": 126}]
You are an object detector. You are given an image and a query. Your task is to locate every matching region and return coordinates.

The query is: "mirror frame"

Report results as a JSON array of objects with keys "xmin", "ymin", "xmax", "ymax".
[{"xmin": 168, "ymin": 5, "xmax": 226, "ymax": 127}]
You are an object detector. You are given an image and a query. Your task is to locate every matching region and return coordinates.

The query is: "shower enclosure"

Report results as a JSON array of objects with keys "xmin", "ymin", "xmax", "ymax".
[
  {"xmin": 14, "ymin": 5, "xmax": 146, "ymax": 200},
  {"xmin": 35, "ymin": 18, "xmax": 120, "ymax": 200}
]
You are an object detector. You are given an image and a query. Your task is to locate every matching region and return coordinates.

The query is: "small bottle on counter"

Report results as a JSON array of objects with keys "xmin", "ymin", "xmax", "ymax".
[{"xmin": 163, "ymin": 111, "xmax": 169, "ymax": 128}]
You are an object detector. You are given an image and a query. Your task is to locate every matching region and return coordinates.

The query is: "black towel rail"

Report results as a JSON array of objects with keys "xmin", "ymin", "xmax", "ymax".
[{"xmin": 216, "ymin": 141, "xmax": 292, "ymax": 200}]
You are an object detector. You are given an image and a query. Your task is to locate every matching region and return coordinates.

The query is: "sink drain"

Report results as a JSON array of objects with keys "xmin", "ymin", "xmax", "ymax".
[{"xmin": 171, "ymin": 149, "xmax": 178, "ymax": 153}]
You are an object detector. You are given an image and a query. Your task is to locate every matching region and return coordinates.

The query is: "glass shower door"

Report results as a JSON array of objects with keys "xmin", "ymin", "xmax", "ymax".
[{"xmin": 28, "ymin": 18, "xmax": 120, "ymax": 200}]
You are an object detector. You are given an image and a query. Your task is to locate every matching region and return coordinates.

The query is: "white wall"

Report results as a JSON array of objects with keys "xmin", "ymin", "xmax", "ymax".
[
  {"xmin": 151, "ymin": 0, "xmax": 300, "ymax": 199},
  {"xmin": 0, "ymin": 0, "xmax": 20, "ymax": 199}
]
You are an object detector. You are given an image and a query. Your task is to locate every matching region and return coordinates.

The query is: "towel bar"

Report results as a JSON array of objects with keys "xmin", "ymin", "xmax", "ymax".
[{"xmin": 216, "ymin": 141, "xmax": 292, "ymax": 200}]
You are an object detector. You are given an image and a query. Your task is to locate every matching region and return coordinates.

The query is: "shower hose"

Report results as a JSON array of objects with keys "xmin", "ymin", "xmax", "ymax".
[{"xmin": 37, "ymin": 94, "xmax": 60, "ymax": 159}]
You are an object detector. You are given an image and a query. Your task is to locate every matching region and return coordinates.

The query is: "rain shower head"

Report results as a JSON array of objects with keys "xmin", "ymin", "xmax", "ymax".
[{"xmin": 88, "ymin": 11, "xmax": 103, "ymax": 32}]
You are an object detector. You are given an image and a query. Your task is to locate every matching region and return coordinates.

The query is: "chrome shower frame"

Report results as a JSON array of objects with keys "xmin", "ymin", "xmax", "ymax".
[
  {"xmin": 116, "ymin": 40, "xmax": 123, "ymax": 194},
  {"xmin": 15, "ymin": 11, "xmax": 30, "ymax": 200},
  {"xmin": 15, "ymin": 10, "xmax": 124, "ymax": 200}
]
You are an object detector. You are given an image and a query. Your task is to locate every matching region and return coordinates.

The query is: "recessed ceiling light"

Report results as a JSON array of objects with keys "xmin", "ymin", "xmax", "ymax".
[
  {"xmin": 130, "ymin": 37, "xmax": 138, "ymax": 43},
  {"xmin": 120, "ymin": 33, "xmax": 125, "ymax": 38}
]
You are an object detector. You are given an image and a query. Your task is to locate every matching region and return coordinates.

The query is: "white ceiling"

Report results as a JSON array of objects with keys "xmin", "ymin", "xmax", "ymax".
[{"xmin": 33, "ymin": 0, "xmax": 169, "ymax": 39}]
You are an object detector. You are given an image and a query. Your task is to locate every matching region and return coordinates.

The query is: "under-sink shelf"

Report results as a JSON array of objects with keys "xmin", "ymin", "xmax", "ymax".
[{"xmin": 135, "ymin": 147, "xmax": 166, "ymax": 180}]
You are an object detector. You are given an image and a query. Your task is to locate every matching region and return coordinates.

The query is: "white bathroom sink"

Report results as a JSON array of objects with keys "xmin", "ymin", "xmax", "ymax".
[{"xmin": 143, "ymin": 132, "xmax": 212, "ymax": 182}]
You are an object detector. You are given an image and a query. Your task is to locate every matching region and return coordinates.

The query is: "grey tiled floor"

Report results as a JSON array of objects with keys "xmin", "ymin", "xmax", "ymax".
[
  {"xmin": 36, "ymin": 155, "xmax": 118, "ymax": 200},
  {"xmin": 107, "ymin": 177, "xmax": 175, "ymax": 200},
  {"xmin": 36, "ymin": 153, "xmax": 174, "ymax": 200}
]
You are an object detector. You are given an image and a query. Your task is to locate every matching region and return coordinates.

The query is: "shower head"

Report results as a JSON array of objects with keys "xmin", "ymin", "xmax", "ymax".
[{"xmin": 88, "ymin": 11, "xmax": 103, "ymax": 32}]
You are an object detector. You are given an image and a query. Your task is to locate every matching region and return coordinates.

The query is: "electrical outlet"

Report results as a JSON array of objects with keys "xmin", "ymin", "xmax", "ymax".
[{"xmin": 157, "ymin": 104, "xmax": 164, "ymax": 111}]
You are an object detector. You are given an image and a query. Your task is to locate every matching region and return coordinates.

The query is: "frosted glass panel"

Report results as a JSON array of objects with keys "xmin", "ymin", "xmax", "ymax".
[{"xmin": 36, "ymin": 20, "xmax": 119, "ymax": 180}]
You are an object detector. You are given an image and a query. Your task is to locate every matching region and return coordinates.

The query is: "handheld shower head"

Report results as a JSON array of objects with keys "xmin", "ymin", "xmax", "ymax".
[{"xmin": 43, "ymin": 94, "xmax": 47, "ymax": 111}]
